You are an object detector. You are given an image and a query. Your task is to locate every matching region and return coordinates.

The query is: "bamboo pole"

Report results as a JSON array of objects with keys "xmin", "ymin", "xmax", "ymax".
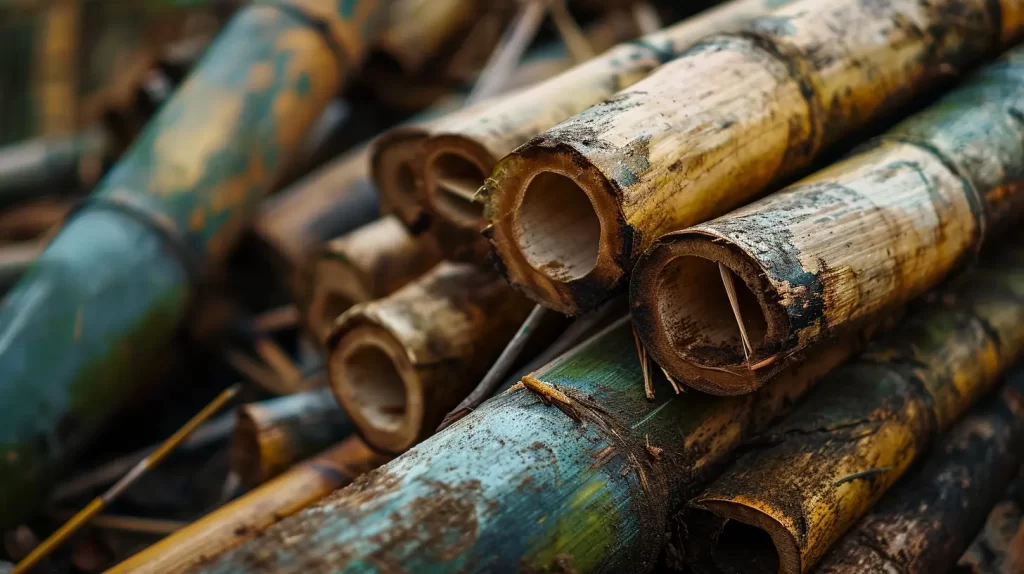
[
  {"xmin": 327, "ymin": 261, "xmax": 535, "ymax": 453},
  {"xmin": 958, "ymin": 469, "xmax": 1024, "ymax": 574},
  {"xmin": 230, "ymin": 388, "xmax": 354, "ymax": 488},
  {"xmin": 0, "ymin": 0, "xmax": 389, "ymax": 529},
  {"xmin": 305, "ymin": 215, "xmax": 442, "ymax": 343},
  {"xmin": 683, "ymin": 242, "xmax": 1024, "ymax": 574},
  {"xmin": 631, "ymin": 44, "xmax": 1024, "ymax": 396},
  {"xmin": 0, "ymin": 198, "xmax": 71, "ymax": 243},
  {"xmin": 106, "ymin": 436, "xmax": 389, "ymax": 574},
  {"xmin": 373, "ymin": 0, "xmax": 477, "ymax": 76},
  {"xmin": 814, "ymin": 367, "xmax": 1024, "ymax": 574},
  {"xmin": 0, "ymin": 128, "xmax": 110, "ymax": 207},
  {"xmin": 484, "ymin": 0, "xmax": 1024, "ymax": 315}
]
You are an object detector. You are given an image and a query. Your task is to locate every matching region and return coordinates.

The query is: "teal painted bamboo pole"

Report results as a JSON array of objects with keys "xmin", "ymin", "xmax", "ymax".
[{"xmin": 0, "ymin": 0, "xmax": 390, "ymax": 528}]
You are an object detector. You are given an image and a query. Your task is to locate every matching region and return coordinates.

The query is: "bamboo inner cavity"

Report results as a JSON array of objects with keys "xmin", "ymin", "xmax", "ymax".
[
  {"xmin": 426, "ymin": 151, "xmax": 487, "ymax": 227},
  {"xmin": 713, "ymin": 520, "xmax": 780, "ymax": 574},
  {"xmin": 395, "ymin": 161, "xmax": 418, "ymax": 201},
  {"xmin": 341, "ymin": 344, "xmax": 407, "ymax": 432},
  {"xmin": 318, "ymin": 291, "xmax": 356, "ymax": 338},
  {"xmin": 515, "ymin": 171, "xmax": 600, "ymax": 282},
  {"xmin": 656, "ymin": 256, "xmax": 768, "ymax": 366}
]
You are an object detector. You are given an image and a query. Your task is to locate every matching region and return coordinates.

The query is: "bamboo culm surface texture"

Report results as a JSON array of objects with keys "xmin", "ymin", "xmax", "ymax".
[
  {"xmin": 484, "ymin": 0, "xmax": 1024, "ymax": 315},
  {"xmin": 632, "ymin": 44, "xmax": 1024, "ymax": 395},
  {"xmin": 0, "ymin": 0, "xmax": 389, "ymax": 528},
  {"xmin": 684, "ymin": 241, "xmax": 1024, "ymax": 574}
]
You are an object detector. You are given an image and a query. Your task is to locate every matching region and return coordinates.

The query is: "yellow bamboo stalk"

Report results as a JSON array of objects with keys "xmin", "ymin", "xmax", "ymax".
[
  {"xmin": 484, "ymin": 0, "xmax": 1024, "ymax": 315},
  {"xmin": 683, "ymin": 241, "xmax": 1024, "ymax": 574},
  {"xmin": 327, "ymin": 261, "xmax": 533, "ymax": 453}
]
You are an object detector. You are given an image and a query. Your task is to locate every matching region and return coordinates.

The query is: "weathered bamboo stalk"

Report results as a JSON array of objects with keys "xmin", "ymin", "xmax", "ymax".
[
  {"xmin": 0, "ymin": 128, "xmax": 109, "ymax": 207},
  {"xmin": 327, "ymin": 261, "xmax": 534, "ymax": 453},
  {"xmin": 632, "ymin": 44, "xmax": 1024, "ymax": 396},
  {"xmin": 373, "ymin": 0, "xmax": 477, "ymax": 75},
  {"xmin": 683, "ymin": 242, "xmax": 1024, "ymax": 574},
  {"xmin": 485, "ymin": 0, "xmax": 1024, "ymax": 314},
  {"xmin": 305, "ymin": 215, "xmax": 442, "ymax": 343},
  {"xmin": 230, "ymin": 388, "xmax": 353, "ymax": 488},
  {"xmin": 812, "ymin": 367, "xmax": 1024, "ymax": 574},
  {"xmin": 958, "ymin": 470, "xmax": 1024, "ymax": 574},
  {"xmin": 106, "ymin": 436, "xmax": 389, "ymax": 574},
  {"xmin": 0, "ymin": 0, "xmax": 389, "ymax": 528}
]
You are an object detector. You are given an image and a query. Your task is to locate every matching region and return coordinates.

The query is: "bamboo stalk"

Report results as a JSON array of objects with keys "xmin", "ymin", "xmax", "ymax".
[
  {"xmin": 632, "ymin": 44, "xmax": 1024, "ymax": 396},
  {"xmin": 230, "ymin": 388, "xmax": 354, "ymax": 488},
  {"xmin": 683, "ymin": 242, "xmax": 1024, "ymax": 574},
  {"xmin": 373, "ymin": 0, "xmax": 477, "ymax": 76},
  {"xmin": 0, "ymin": 0, "xmax": 389, "ymax": 529},
  {"xmin": 0, "ymin": 198, "xmax": 71, "ymax": 242},
  {"xmin": 106, "ymin": 436, "xmax": 389, "ymax": 574},
  {"xmin": 0, "ymin": 128, "xmax": 109, "ymax": 207},
  {"xmin": 327, "ymin": 261, "xmax": 535, "ymax": 453},
  {"xmin": 484, "ymin": 0, "xmax": 1024, "ymax": 315},
  {"xmin": 814, "ymin": 368, "xmax": 1024, "ymax": 574},
  {"xmin": 305, "ymin": 215, "xmax": 442, "ymax": 343},
  {"xmin": 958, "ymin": 470, "xmax": 1024, "ymax": 574}
]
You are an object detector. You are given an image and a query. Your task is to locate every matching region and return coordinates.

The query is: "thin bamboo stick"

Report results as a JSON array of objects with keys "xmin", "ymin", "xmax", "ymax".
[
  {"xmin": 814, "ymin": 367, "xmax": 1024, "ymax": 574},
  {"xmin": 0, "ymin": 0, "xmax": 389, "ymax": 529},
  {"xmin": 683, "ymin": 242, "xmax": 1024, "ymax": 574},
  {"xmin": 230, "ymin": 388, "xmax": 353, "ymax": 488},
  {"xmin": 327, "ymin": 261, "xmax": 534, "ymax": 453},
  {"xmin": 632, "ymin": 44, "xmax": 1024, "ymax": 396},
  {"xmin": 106, "ymin": 436, "xmax": 389, "ymax": 574},
  {"xmin": 485, "ymin": 0, "xmax": 1024, "ymax": 314},
  {"xmin": 958, "ymin": 470, "xmax": 1024, "ymax": 574},
  {"xmin": 305, "ymin": 215, "xmax": 442, "ymax": 343}
]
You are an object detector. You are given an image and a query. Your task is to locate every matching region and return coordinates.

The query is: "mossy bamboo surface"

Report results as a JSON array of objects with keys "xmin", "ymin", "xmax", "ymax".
[
  {"xmin": 106, "ymin": 436, "xmax": 389, "ymax": 574},
  {"xmin": 958, "ymin": 469, "xmax": 1024, "ymax": 574},
  {"xmin": 485, "ymin": 0, "xmax": 1024, "ymax": 315},
  {"xmin": 0, "ymin": 0, "xmax": 389, "ymax": 529},
  {"xmin": 632, "ymin": 45, "xmax": 1024, "ymax": 396},
  {"xmin": 327, "ymin": 261, "xmax": 534, "ymax": 453},
  {"xmin": 306, "ymin": 215, "xmax": 441, "ymax": 343},
  {"xmin": 230, "ymin": 388, "xmax": 354, "ymax": 488},
  {"xmin": 814, "ymin": 367, "xmax": 1024, "ymax": 574},
  {"xmin": 192, "ymin": 313, "xmax": 878, "ymax": 573},
  {"xmin": 0, "ymin": 128, "xmax": 109, "ymax": 207},
  {"xmin": 684, "ymin": 242, "xmax": 1024, "ymax": 574}
]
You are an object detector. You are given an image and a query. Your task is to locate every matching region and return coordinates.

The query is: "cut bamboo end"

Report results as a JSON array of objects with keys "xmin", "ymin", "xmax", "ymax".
[
  {"xmin": 306, "ymin": 258, "xmax": 367, "ymax": 342},
  {"xmin": 631, "ymin": 232, "xmax": 787, "ymax": 395},
  {"xmin": 699, "ymin": 502, "xmax": 790, "ymax": 574},
  {"xmin": 421, "ymin": 136, "xmax": 494, "ymax": 232},
  {"xmin": 370, "ymin": 129, "xmax": 430, "ymax": 231}
]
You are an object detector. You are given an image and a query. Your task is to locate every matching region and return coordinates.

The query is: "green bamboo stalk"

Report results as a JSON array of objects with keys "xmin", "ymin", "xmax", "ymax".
[{"xmin": 0, "ymin": 0, "xmax": 390, "ymax": 528}]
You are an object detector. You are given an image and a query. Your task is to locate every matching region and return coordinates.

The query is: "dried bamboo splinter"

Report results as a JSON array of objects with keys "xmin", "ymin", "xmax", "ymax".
[
  {"xmin": 327, "ymin": 262, "xmax": 534, "ymax": 453},
  {"xmin": 305, "ymin": 216, "xmax": 442, "ymax": 343},
  {"xmin": 683, "ymin": 241, "xmax": 1024, "ymax": 574},
  {"xmin": 485, "ymin": 0, "xmax": 1024, "ymax": 315},
  {"xmin": 632, "ymin": 44, "xmax": 1024, "ymax": 396}
]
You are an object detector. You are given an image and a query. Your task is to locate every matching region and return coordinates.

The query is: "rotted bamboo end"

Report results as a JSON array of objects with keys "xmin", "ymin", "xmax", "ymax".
[
  {"xmin": 692, "ymin": 500, "xmax": 798, "ymax": 574},
  {"xmin": 485, "ymin": 141, "xmax": 630, "ymax": 315},
  {"xmin": 370, "ymin": 130, "xmax": 430, "ymax": 232},
  {"xmin": 630, "ymin": 231, "xmax": 789, "ymax": 395}
]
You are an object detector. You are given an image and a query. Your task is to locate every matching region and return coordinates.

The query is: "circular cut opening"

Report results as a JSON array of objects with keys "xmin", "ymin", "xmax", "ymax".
[
  {"xmin": 516, "ymin": 172, "xmax": 600, "ymax": 282},
  {"xmin": 396, "ymin": 161, "xmax": 417, "ymax": 199},
  {"xmin": 427, "ymin": 152, "xmax": 487, "ymax": 226},
  {"xmin": 317, "ymin": 291, "xmax": 355, "ymax": 340},
  {"xmin": 341, "ymin": 344, "xmax": 407, "ymax": 432},
  {"xmin": 656, "ymin": 256, "xmax": 768, "ymax": 366},
  {"xmin": 712, "ymin": 520, "xmax": 780, "ymax": 574}
]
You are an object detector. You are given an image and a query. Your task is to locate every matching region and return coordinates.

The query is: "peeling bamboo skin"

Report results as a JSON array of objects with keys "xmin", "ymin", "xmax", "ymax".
[
  {"xmin": 685, "ymin": 243, "xmax": 1024, "ymax": 574},
  {"xmin": 327, "ymin": 262, "xmax": 534, "ymax": 453},
  {"xmin": 815, "ymin": 370, "xmax": 1024, "ymax": 574},
  {"xmin": 0, "ymin": 0, "xmax": 389, "ymax": 528},
  {"xmin": 108, "ymin": 437, "xmax": 389, "ymax": 574},
  {"xmin": 194, "ymin": 316, "xmax": 866, "ymax": 574},
  {"xmin": 231, "ymin": 388, "xmax": 354, "ymax": 487},
  {"xmin": 306, "ymin": 215, "xmax": 442, "ymax": 343},
  {"xmin": 632, "ymin": 47, "xmax": 1024, "ymax": 393},
  {"xmin": 486, "ymin": 0, "xmax": 1021, "ymax": 315}
]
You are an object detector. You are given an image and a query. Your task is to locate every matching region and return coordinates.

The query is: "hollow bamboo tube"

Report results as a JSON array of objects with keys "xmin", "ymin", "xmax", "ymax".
[
  {"xmin": 305, "ymin": 215, "xmax": 442, "ymax": 343},
  {"xmin": 373, "ymin": 0, "xmax": 477, "ymax": 75},
  {"xmin": 0, "ymin": 0, "xmax": 389, "ymax": 529},
  {"xmin": 327, "ymin": 261, "xmax": 534, "ymax": 453},
  {"xmin": 814, "ymin": 368, "xmax": 1024, "ymax": 574},
  {"xmin": 485, "ymin": 0, "xmax": 1024, "ymax": 315},
  {"xmin": 958, "ymin": 469, "xmax": 1024, "ymax": 574},
  {"xmin": 684, "ymin": 242, "xmax": 1024, "ymax": 574},
  {"xmin": 632, "ymin": 44, "xmax": 1024, "ymax": 396},
  {"xmin": 230, "ymin": 388, "xmax": 354, "ymax": 488},
  {"xmin": 106, "ymin": 436, "xmax": 389, "ymax": 574}
]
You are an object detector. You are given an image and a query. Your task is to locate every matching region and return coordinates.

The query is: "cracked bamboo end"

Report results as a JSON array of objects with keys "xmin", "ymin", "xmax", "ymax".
[{"xmin": 421, "ymin": 137, "xmax": 495, "ymax": 232}]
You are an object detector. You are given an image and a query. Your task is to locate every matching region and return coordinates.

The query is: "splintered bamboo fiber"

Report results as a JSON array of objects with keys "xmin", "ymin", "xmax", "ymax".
[
  {"xmin": 192, "ymin": 315, "xmax": 880, "ymax": 574},
  {"xmin": 231, "ymin": 388, "xmax": 354, "ymax": 488},
  {"xmin": 373, "ymin": 0, "xmax": 477, "ymax": 75},
  {"xmin": 684, "ymin": 242, "xmax": 1024, "ymax": 574},
  {"xmin": 0, "ymin": 0, "xmax": 390, "ymax": 529},
  {"xmin": 327, "ymin": 261, "xmax": 534, "ymax": 453},
  {"xmin": 958, "ymin": 468, "xmax": 1024, "ymax": 574},
  {"xmin": 404, "ymin": 0, "xmax": 792, "ymax": 262},
  {"xmin": 814, "ymin": 366, "xmax": 1024, "ymax": 574},
  {"xmin": 106, "ymin": 436, "xmax": 389, "ymax": 574},
  {"xmin": 305, "ymin": 215, "xmax": 442, "ymax": 343},
  {"xmin": 632, "ymin": 44, "xmax": 1024, "ymax": 396},
  {"xmin": 485, "ymin": 0, "xmax": 1024, "ymax": 315}
]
